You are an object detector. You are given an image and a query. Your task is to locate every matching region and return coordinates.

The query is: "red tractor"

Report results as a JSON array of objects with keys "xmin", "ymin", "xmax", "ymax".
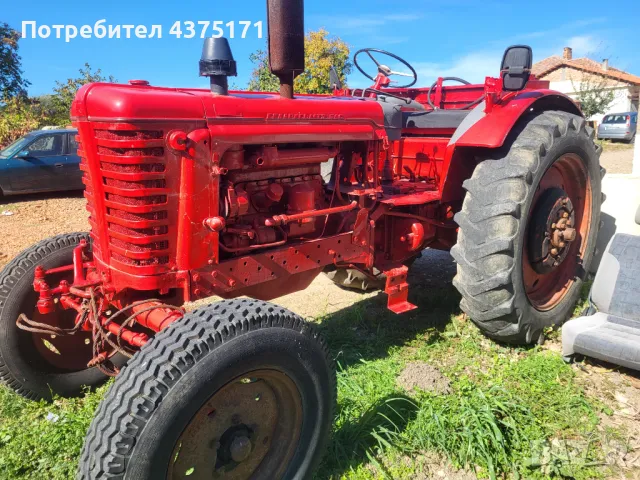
[{"xmin": 0, "ymin": 1, "xmax": 602, "ymax": 478}]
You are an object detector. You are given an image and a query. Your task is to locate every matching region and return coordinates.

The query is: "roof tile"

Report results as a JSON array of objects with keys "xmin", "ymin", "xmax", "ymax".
[{"xmin": 532, "ymin": 56, "xmax": 640, "ymax": 85}]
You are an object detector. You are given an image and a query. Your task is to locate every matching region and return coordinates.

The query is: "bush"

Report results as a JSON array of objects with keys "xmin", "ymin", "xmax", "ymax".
[{"xmin": 0, "ymin": 97, "xmax": 47, "ymax": 149}]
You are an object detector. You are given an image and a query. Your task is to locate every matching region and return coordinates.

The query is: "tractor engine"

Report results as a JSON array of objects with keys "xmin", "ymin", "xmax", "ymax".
[{"xmin": 216, "ymin": 144, "xmax": 336, "ymax": 255}]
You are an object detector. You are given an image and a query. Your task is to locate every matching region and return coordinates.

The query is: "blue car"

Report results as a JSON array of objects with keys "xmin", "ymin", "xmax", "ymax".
[{"xmin": 0, "ymin": 129, "xmax": 84, "ymax": 196}]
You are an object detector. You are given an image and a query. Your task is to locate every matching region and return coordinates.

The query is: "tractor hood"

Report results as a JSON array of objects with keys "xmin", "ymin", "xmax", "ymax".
[
  {"xmin": 72, "ymin": 83, "xmax": 385, "ymax": 128},
  {"xmin": 72, "ymin": 82, "xmax": 389, "ymax": 145}
]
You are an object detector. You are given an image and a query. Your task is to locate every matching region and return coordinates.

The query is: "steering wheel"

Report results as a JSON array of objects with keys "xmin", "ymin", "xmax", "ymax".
[{"xmin": 353, "ymin": 48, "xmax": 417, "ymax": 88}]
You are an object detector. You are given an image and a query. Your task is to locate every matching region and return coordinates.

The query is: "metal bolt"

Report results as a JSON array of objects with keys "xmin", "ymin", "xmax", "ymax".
[
  {"xmin": 192, "ymin": 273, "xmax": 201, "ymax": 282},
  {"xmin": 361, "ymin": 240, "xmax": 367, "ymax": 246},
  {"xmin": 562, "ymin": 212, "xmax": 569, "ymax": 218},
  {"xmin": 559, "ymin": 241, "xmax": 565, "ymax": 248},
  {"xmin": 550, "ymin": 248, "xmax": 558, "ymax": 255},
  {"xmin": 194, "ymin": 288, "xmax": 201, "ymax": 296},
  {"xmin": 230, "ymin": 436, "xmax": 252, "ymax": 463},
  {"xmin": 208, "ymin": 259, "xmax": 214, "ymax": 265},
  {"xmin": 328, "ymin": 249, "xmax": 336, "ymax": 256},
  {"xmin": 228, "ymin": 279, "xmax": 236, "ymax": 287},
  {"xmin": 212, "ymin": 271, "xmax": 218, "ymax": 278}
]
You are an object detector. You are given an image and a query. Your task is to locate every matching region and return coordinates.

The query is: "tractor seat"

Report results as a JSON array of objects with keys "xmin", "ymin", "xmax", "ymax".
[
  {"xmin": 402, "ymin": 109, "xmax": 471, "ymax": 130},
  {"xmin": 562, "ymin": 233, "xmax": 640, "ymax": 370}
]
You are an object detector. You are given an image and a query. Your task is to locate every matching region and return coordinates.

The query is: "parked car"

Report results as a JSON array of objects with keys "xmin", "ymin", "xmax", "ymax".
[
  {"xmin": 0, "ymin": 129, "xmax": 83, "ymax": 196},
  {"xmin": 597, "ymin": 112, "xmax": 637, "ymax": 143}
]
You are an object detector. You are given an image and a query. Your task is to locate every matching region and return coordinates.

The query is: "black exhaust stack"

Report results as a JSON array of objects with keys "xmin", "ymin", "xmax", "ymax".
[{"xmin": 267, "ymin": 0, "xmax": 305, "ymax": 98}]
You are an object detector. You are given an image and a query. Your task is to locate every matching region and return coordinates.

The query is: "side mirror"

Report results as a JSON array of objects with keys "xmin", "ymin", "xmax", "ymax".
[
  {"xmin": 501, "ymin": 45, "xmax": 532, "ymax": 91},
  {"xmin": 329, "ymin": 66, "xmax": 343, "ymax": 90},
  {"xmin": 15, "ymin": 150, "xmax": 30, "ymax": 159}
]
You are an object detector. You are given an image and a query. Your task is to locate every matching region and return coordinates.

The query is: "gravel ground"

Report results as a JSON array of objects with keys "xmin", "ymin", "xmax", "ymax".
[
  {"xmin": 0, "ymin": 192, "xmax": 88, "ymax": 269},
  {"xmin": 599, "ymin": 144, "xmax": 634, "ymax": 174}
]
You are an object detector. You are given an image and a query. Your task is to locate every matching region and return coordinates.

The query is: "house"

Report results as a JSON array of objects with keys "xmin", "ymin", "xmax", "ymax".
[{"xmin": 532, "ymin": 47, "xmax": 640, "ymax": 123}]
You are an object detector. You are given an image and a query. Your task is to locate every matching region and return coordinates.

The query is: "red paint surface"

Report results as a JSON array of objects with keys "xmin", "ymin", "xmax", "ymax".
[{"xmin": 32, "ymin": 73, "xmax": 581, "ymax": 355}]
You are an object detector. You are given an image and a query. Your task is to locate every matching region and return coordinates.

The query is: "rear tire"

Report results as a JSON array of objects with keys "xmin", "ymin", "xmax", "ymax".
[
  {"xmin": 452, "ymin": 110, "xmax": 602, "ymax": 344},
  {"xmin": 78, "ymin": 298, "xmax": 336, "ymax": 480}
]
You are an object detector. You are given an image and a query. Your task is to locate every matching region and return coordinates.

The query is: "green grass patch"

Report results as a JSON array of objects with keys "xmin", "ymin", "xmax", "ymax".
[
  {"xmin": 0, "ymin": 281, "xmax": 623, "ymax": 479},
  {"xmin": 0, "ymin": 383, "xmax": 108, "ymax": 479}
]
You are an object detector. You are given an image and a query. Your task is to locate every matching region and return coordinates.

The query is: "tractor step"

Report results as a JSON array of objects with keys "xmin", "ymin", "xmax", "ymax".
[{"xmin": 383, "ymin": 266, "xmax": 416, "ymax": 314}]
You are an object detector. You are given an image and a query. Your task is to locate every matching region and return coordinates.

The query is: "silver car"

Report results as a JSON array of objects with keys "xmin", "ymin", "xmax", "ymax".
[{"xmin": 597, "ymin": 112, "xmax": 637, "ymax": 143}]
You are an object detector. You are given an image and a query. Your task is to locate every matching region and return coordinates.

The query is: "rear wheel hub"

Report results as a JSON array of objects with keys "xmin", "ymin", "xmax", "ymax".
[
  {"xmin": 523, "ymin": 153, "xmax": 593, "ymax": 311},
  {"xmin": 528, "ymin": 187, "xmax": 577, "ymax": 274}
]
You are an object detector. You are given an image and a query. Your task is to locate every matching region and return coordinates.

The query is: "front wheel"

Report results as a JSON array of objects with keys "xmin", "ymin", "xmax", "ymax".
[
  {"xmin": 452, "ymin": 110, "xmax": 602, "ymax": 344},
  {"xmin": 78, "ymin": 299, "xmax": 336, "ymax": 480},
  {"xmin": 0, "ymin": 233, "xmax": 110, "ymax": 400}
]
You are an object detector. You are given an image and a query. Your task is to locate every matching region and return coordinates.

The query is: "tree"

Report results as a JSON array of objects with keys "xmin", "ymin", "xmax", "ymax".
[
  {"xmin": 49, "ymin": 63, "xmax": 115, "ymax": 125},
  {"xmin": 571, "ymin": 73, "xmax": 615, "ymax": 119},
  {"xmin": 0, "ymin": 23, "xmax": 30, "ymax": 100},
  {"xmin": 247, "ymin": 50, "xmax": 281, "ymax": 92},
  {"xmin": 247, "ymin": 28, "xmax": 351, "ymax": 94},
  {"xmin": 0, "ymin": 97, "xmax": 45, "ymax": 148}
]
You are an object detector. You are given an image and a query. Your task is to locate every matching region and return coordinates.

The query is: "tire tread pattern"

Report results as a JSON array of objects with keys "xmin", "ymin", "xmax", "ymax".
[
  {"xmin": 451, "ymin": 111, "xmax": 601, "ymax": 343},
  {"xmin": 77, "ymin": 298, "xmax": 336, "ymax": 479}
]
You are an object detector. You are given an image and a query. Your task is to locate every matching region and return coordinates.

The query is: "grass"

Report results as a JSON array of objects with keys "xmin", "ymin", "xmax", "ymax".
[
  {"xmin": 596, "ymin": 138, "xmax": 635, "ymax": 152},
  {"xmin": 0, "ymin": 280, "xmax": 625, "ymax": 479}
]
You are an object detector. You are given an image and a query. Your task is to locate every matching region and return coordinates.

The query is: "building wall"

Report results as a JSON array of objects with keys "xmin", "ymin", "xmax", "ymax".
[{"xmin": 541, "ymin": 68, "xmax": 636, "ymax": 122}]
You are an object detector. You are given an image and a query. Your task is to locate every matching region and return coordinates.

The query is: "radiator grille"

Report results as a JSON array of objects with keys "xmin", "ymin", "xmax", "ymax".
[{"xmin": 80, "ymin": 127, "xmax": 171, "ymax": 273}]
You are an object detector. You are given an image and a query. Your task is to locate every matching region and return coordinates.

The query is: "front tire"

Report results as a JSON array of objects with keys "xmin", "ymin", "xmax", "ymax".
[
  {"xmin": 452, "ymin": 110, "xmax": 602, "ymax": 344},
  {"xmin": 0, "ymin": 233, "xmax": 110, "ymax": 400},
  {"xmin": 78, "ymin": 299, "xmax": 336, "ymax": 480}
]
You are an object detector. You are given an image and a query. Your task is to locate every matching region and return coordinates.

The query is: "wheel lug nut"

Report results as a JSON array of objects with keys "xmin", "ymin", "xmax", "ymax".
[
  {"xmin": 562, "ymin": 212, "xmax": 569, "ymax": 218},
  {"xmin": 230, "ymin": 436, "xmax": 252, "ymax": 463}
]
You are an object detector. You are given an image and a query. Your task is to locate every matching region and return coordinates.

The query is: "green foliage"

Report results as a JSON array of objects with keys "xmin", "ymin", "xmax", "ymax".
[
  {"xmin": 0, "ymin": 383, "xmax": 108, "ymax": 479},
  {"xmin": 315, "ymin": 290, "xmax": 615, "ymax": 480},
  {"xmin": 48, "ymin": 63, "xmax": 115, "ymax": 126},
  {"xmin": 247, "ymin": 28, "xmax": 351, "ymax": 94},
  {"xmin": 247, "ymin": 50, "xmax": 280, "ymax": 93},
  {"xmin": 571, "ymin": 74, "xmax": 616, "ymax": 119},
  {"xmin": 0, "ymin": 97, "xmax": 46, "ymax": 148},
  {"xmin": 0, "ymin": 23, "xmax": 30, "ymax": 101}
]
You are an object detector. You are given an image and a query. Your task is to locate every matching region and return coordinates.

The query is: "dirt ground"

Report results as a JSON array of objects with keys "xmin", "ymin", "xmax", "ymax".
[
  {"xmin": 599, "ymin": 143, "xmax": 635, "ymax": 174},
  {"xmin": 2, "ymin": 191, "xmax": 639, "ymax": 478}
]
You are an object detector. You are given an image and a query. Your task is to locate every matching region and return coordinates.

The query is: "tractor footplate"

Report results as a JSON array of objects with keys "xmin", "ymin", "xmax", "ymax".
[{"xmin": 383, "ymin": 266, "xmax": 416, "ymax": 314}]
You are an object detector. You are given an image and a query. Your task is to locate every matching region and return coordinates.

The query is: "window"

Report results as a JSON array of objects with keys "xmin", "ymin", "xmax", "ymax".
[
  {"xmin": 602, "ymin": 115, "xmax": 628, "ymax": 124},
  {"xmin": 68, "ymin": 133, "xmax": 79, "ymax": 153},
  {"xmin": 0, "ymin": 135, "xmax": 33, "ymax": 158},
  {"xmin": 26, "ymin": 135, "xmax": 63, "ymax": 156}
]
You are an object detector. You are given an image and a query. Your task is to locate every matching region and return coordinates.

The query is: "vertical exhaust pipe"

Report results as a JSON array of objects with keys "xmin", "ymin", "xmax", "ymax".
[{"xmin": 267, "ymin": 0, "xmax": 305, "ymax": 99}]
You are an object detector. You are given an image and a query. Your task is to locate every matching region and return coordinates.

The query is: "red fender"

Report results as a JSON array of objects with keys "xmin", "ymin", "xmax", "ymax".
[{"xmin": 440, "ymin": 90, "xmax": 582, "ymax": 202}]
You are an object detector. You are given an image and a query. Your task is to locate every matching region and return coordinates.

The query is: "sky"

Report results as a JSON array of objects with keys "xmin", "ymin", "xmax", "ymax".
[{"xmin": 4, "ymin": 0, "xmax": 640, "ymax": 96}]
